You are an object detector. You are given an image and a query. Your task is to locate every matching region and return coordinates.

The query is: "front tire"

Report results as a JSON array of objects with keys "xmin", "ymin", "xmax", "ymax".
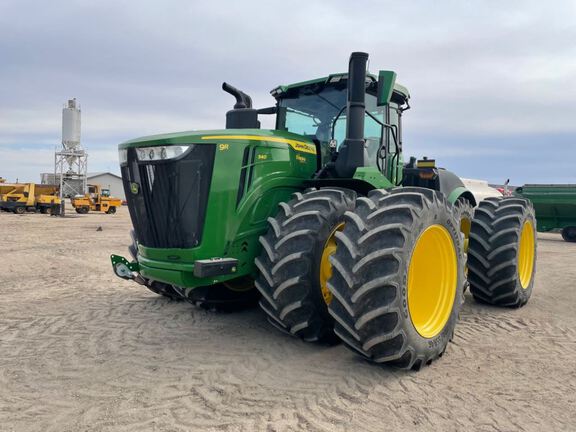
[
  {"xmin": 106, "ymin": 206, "xmax": 117, "ymax": 214},
  {"xmin": 328, "ymin": 187, "xmax": 465, "ymax": 369},
  {"xmin": 468, "ymin": 197, "xmax": 537, "ymax": 307},
  {"xmin": 255, "ymin": 188, "xmax": 356, "ymax": 343}
]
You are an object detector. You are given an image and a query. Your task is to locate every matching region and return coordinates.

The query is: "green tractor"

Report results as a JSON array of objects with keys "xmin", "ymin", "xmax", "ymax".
[{"xmin": 111, "ymin": 52, "xmax": 537, "ymax": 369}]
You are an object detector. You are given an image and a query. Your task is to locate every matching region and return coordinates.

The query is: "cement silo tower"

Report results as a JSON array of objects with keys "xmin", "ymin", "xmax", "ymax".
[{"xmin": 55, "ymin": 99, "xmax": 88, "ymax": 198}]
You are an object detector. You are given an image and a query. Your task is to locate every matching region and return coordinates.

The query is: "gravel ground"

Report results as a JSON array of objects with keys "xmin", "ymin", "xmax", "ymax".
[{"xmin": 1, "ymin": 207, "xmax": 575, "ymax": 431}]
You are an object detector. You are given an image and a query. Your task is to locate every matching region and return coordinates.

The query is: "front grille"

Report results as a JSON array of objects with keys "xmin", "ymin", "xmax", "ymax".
[{"xmin": 121, "ymin": 145, "xmax": 216, "ymax": 248}]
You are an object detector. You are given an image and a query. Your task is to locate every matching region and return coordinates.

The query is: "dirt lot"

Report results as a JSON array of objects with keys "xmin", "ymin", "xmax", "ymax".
[{"xmin": 1, "ymin": 207, "xmax": 575, "ymax": 432}]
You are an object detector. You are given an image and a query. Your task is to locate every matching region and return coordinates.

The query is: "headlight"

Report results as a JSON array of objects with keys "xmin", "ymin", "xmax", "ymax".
[
  {"xmin": 135, "ymin": 145, "xmax": 191, "ymax": 161},
  {"xmin": 118, "ymin": 149, "xmax": 128, "ymax": 164}
]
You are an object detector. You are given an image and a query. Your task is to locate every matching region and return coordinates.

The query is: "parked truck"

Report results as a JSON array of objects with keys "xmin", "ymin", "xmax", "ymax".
[
  {"xmin": 71, "ymin": 184, "xmax": 122, "ymax": 214},
  {"xmin": 515, "ymin": 184, "xmax": 576, "ymax": 242},
  {"xmin": 0, "ymin": 183, "xmax": 61, "ymax": 214}
]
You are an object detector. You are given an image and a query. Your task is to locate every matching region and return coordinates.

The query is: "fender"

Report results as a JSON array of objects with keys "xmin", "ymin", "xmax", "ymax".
[
  {"xmin": 403, "ymin": 165, "xmax": 477, "ymax": 206},
  {"xmin": 438, "ymin": 170, "xmax": 477, "ymax": 206}
]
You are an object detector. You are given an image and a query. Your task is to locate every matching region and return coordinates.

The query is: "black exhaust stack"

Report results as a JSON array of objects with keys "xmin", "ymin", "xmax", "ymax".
[
  {"xmin": 222, "ymin": 82, "xmax": 260, "ymax": 129},
  {"xmin": 335, "ymin": 52, "xmax": 369, "ymax": 178}
]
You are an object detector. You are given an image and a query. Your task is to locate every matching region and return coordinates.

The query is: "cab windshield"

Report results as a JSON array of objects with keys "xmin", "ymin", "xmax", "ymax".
[{"xmin": 277, "ymin": 83, "xmax": 398, "ymax": 170}]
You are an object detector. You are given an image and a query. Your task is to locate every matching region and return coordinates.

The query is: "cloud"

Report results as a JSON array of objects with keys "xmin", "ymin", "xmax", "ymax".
[{"xmin": 0, "ymin": 0, "xmax": 575, "ymax": 184}]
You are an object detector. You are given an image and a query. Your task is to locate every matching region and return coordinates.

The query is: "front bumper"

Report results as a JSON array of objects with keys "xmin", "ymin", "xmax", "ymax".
[{"xmin": 111, "ymin": 254, "xmax": 239, "ymax": 288}]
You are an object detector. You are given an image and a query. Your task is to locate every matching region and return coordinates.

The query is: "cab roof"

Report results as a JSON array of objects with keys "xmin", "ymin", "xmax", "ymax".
[{"xmin": 271, "ymin": 72, "xmax": 410, "ymax": 101}]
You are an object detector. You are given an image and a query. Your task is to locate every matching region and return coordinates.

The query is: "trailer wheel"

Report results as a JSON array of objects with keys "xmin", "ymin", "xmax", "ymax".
[
  {"xmin": 327, "ymin": 187, "xmax": 465, "ymax": 369},
  {"xmin": 14, "ymin": 206, "xmax": 26, "ymax": 215},
  {"xmin": 468, "ymin": 197, "xmax": 536, "ymax": 307},
  {"xmin": 561, "ymin": 227, "xmax": 576, "ymax": 242},
  {"xmin": 255, "ymin": 188, "xmax": 356, "ymax": 343},
  {"xmin": 106, "ymin": 206, "xmax": 117, "ymax": 214},
  {"xmin": 40, "ymin": 207, "xmax": 48, "ymax": 214}
]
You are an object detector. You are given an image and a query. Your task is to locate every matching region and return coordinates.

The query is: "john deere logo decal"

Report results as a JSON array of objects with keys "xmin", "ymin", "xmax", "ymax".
[{"xmin": 130, "ymin": 182, "xmax": 139, "ymax": 194}]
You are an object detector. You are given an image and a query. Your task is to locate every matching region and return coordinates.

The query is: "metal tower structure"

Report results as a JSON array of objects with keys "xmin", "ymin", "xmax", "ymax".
[{"xmin": 55, "ymin": 98, "xmax": 88, "ymax": 198}]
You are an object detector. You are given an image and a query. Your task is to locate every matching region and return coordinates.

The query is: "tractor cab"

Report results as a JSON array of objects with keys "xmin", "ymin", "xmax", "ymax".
[{"xmin": 272, "ymin": 74, "xmax": 409, "ymax": 179}]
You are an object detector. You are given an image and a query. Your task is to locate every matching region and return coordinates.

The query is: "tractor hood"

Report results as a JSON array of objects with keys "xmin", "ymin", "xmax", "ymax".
[{"xmin": 118, "ymin": 128, "xmax": 315, "ymax": 151}]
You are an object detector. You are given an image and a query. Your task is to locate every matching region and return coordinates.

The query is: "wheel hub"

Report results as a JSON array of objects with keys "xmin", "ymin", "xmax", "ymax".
[
  {"xmin": 407, "ymin": 224, "xmax": 458, "ymax": 339},
  {"xmin": 518, "ymin": 220, "xmax": 535, "ymax": 289}
]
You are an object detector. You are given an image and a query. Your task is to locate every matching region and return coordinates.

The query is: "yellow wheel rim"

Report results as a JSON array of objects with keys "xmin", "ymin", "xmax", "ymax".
[
  {"xmin": 319, "ymin": 223, "xmax": 344, "ymax": 305},
  {"xmin": 407, "ymin": 224, "xmax": 458, "ymax": 339},
  {"xmin": 518, "ymin": 220, "xmax": 535, "ymax": 289}
]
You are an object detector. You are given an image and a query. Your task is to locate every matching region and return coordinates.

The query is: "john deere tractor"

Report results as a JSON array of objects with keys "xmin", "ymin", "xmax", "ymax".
[{"xmin": 111, "ymin": 52, "xmax": 537, "ymax": 369}]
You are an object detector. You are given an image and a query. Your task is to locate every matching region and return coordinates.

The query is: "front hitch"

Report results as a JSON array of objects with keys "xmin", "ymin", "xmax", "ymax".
[{"xmin": 110, "ymin": 254, "xmax": 146, "ymax": 284}]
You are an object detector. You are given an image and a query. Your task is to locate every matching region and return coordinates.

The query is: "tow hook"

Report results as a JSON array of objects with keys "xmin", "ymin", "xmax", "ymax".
[{"xmin": 111, "ymin": 254, "xmax": 141, "ymax": 281}]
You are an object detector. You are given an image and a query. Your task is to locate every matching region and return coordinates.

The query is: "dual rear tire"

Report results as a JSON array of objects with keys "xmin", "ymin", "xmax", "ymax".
[
  {"xmin": 327, "ymin": 188, "xmax": 465, "ymax": 369},
  {"xmin": 256, "ymin": 187, "xmax": 466, "ymax": 368}
]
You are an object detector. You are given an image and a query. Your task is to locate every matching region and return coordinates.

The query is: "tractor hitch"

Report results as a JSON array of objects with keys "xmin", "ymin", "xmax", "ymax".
[{"xmin": 110, "ymin": 254, "xmax": 145, "ymax": 284}]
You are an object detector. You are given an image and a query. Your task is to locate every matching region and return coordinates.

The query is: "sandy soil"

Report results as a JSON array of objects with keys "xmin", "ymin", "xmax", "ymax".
[{"xmin": 1, "ymin": 207, "xmax": 575, "ymax": 432}]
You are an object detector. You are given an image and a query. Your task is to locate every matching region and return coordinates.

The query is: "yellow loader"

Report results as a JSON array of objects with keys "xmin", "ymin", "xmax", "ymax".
[{"xmin": 71, "ymin": 184, "xmax": 122, "ymax": 214}]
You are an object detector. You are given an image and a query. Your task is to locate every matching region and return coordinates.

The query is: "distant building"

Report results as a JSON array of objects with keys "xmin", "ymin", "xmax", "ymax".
[{"xmin": 87, "ymin": 172, "xmax": 125, "ymax": 200}]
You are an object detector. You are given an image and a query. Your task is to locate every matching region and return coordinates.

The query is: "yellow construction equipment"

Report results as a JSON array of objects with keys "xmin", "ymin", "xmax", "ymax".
[
  {"xmin": 0, "ymin": 183, "xmax": 61, "ymax": 214},
  {"xmin": 71, "ymin": 184, "xmax": 122, "ymax": 214}
]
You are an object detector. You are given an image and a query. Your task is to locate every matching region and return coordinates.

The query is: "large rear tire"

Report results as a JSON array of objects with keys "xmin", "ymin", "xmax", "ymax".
[
  {"xmin": 468, "ymin": 197, "xmax": 536, "ymax": 307},
  {"xmin": 255, "ymin": 188, "xmax": 356, "ymax": 343},
  {"xmin": 328, "ymin": 187, "xmax": 465, "ymax": 369}
]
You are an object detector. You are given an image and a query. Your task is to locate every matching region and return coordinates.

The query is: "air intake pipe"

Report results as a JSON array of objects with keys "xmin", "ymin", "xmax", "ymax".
[
  {"xmin": 222, "ymin": 82, "xmax": 259, "ymax": 129},
  {"xmin": 222, "ymin": 82, "xmax": 253, "ymax": 109},
  {"xmin": 335, "ymin": 52, "xmax": 369, "ymax": 178}
]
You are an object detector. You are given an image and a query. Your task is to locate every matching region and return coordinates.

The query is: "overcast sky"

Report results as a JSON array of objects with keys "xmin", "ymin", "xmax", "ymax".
[{"xmin": 1, "ymin": 0, "xmax": 575, "ymax": 184}]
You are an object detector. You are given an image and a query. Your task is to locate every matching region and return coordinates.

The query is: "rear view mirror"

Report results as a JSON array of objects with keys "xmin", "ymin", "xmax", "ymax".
[{"xmin": 377, "ymin": 70, "xmax": 397, "ymax": 106}]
